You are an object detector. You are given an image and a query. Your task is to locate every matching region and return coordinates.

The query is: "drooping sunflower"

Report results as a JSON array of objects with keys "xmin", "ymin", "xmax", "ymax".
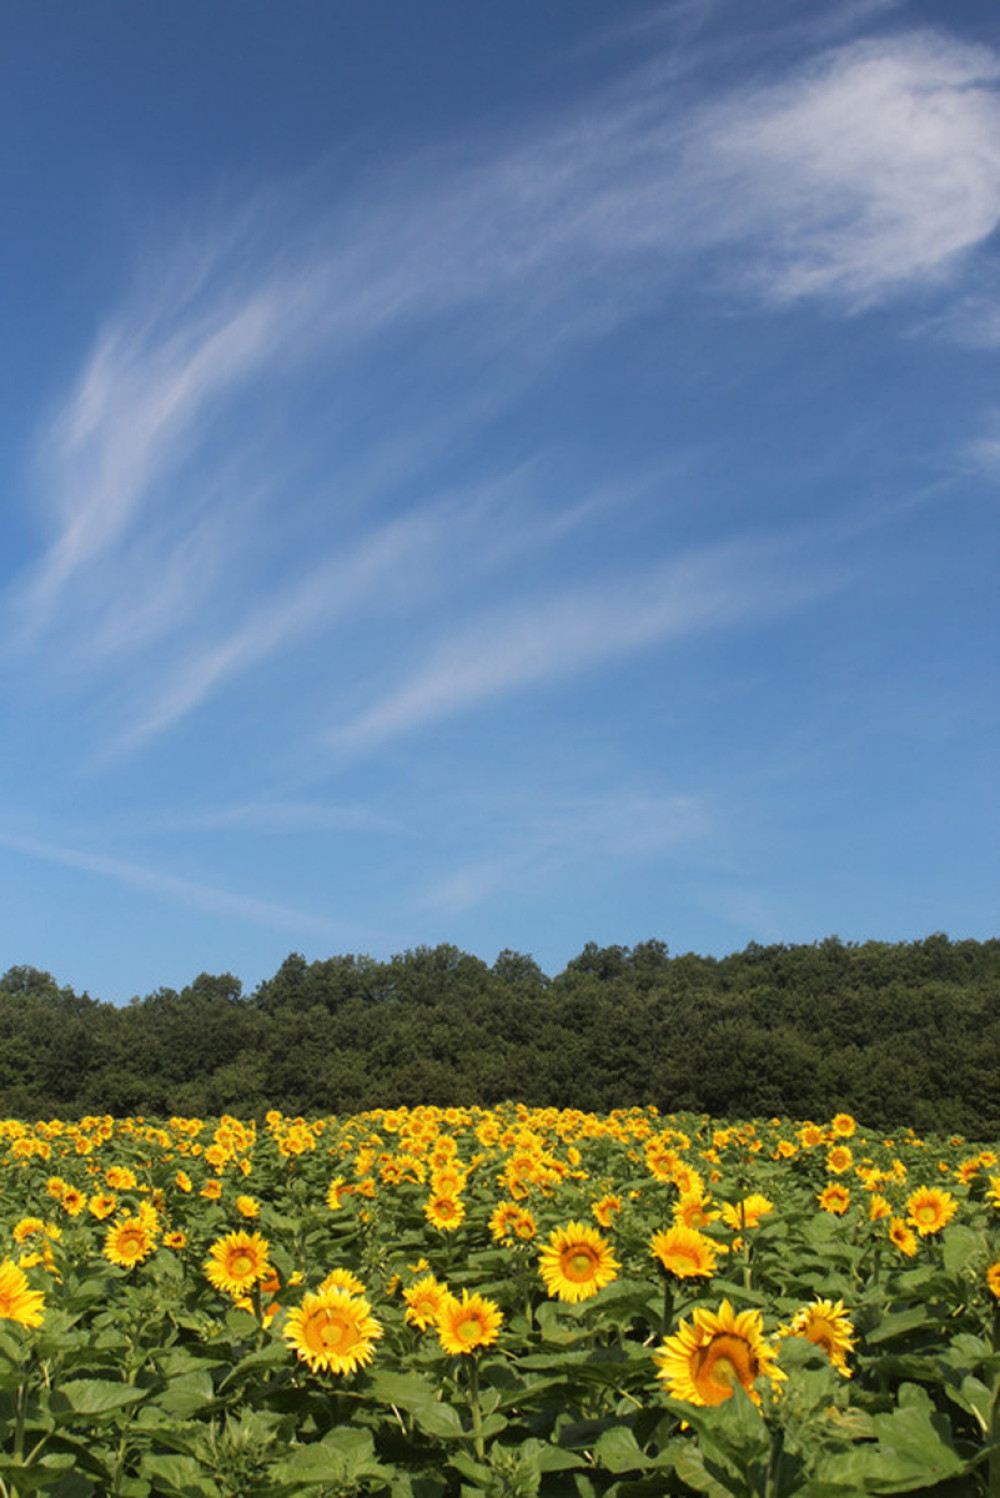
[
  {"xmin": 538, "ymin": 1221, "xmax": 619, "ymax": 1304},
  {"xmin": 283, "ymin": 1287, "xmax": 382, "ymax": 1376},
  {"xmin": 103, "ymin": 1217, "xmax": 155, "ymax": 1269},
  {"xmin": 779, "ymin": 1299, "xmax": 855, "ymax": 1376},
  {"xmin": 905, "ymin": 1187, "xmax": 957, "ymax": 1237},
  {"xmin": 591, "ymin": 1193, "xmax": 623, "ymax": 1229},
  {"xmin": 203, "ymin": 1230, "xmax": 271, "ymax": 1296},
  {"xmin": 888, "ymin": 1217, "xmax": 918, "ymax": 1257},
  {"xmin": 489, "ymin": 1201, "xmax": 521, "ymax": 1241},
  {"xmin": 513, "ymin": 1209, "xmax": 536, "ymax": 1240},
  {"xmin": 0, "ymin": 1260, "xmax": 45, "ymax": 1328},
  {"xmin": 654, "ymin": 1299, "xmax": 785, "ymax": 1407},
  {"xmin": 436, "ymin": 1290, "xmax": 503, "ymax": 1355},
  {"xmin": 721, "ymin": 1195, "xmax": 774, "ymax": 1232},
  {"xmin": 650, "ymin": 1224, "xmax": 719, "ymax": 1280}
]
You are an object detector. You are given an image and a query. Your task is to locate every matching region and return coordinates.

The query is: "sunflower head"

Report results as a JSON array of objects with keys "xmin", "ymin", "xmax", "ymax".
[
  {"xmin": 654, "ymin": 1299, "xmax": 785, "ymax": 1408},
  {"xmin": 905, "ymin": 1187, "xmax": 957, "ymax": 1237},
  {"xmin": 283, "ymin": 1287, "xmax": 382, "ymax": 1376},
  {"xmin": 888, "ymin": 1217, "xmax": 918, "ymax": 1257},
  {"xmin": 538, "ymin": 1222, "xmax": 619, "ymax": 1304},
  {"xmin": 203, "ymin": 1230, "xmax": 270, "ymax": 1296},
  {"xmin": 0, "ymin": 1260, "xmax": 45, "ymax": 1328},
  {"xmin": 103, "ymin": 1218, "xmax": 155, "ymax": 1270},
  {"xmin": 779, "ymin": 1299, "xmax": 855, "ymax": 1376},
  {"xmin": 403, "ymin": 1274, "xmax": 448, "ymax": 1330},
  {"xmin": 817, "ymin": 1184, "xmax": 851, "ymax": 1216},
  {"xmin": 650, "ymin": 1224, "xmax": 719, "ymax": 1280},
  {"xmin": 424, "ymin": 1192, "xmax": 466, "ymax": 1232},
  {"xmin": 436, "ymin": 1290, "xmax": 503, "ymax": 1355}
]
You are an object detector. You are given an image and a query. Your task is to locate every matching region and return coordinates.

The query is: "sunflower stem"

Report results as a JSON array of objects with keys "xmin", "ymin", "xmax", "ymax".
[
  {"xmin": 467, "ymin": 1353, "xmax": 484, "ymax": 1460},
  {"xmin": 987, "ymin": 1304, "xmax": 1000, "ymax": 1498},
  {"xmin": 764, "ymin": 1419, "xmax": 785, "ymax": 1498},
  {"xmin": 660, "ymin": 1278, "xmax": 674, "ymax": 1339}
]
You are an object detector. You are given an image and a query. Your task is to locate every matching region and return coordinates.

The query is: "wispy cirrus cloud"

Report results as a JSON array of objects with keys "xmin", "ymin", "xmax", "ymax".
[
  {"xmin": 7, "ymin": 15, "xmax": 1000, "ymax": 764},
  {"xmin": 419, "ymin": 791, "xmax": 711, "ymax": 915},
  {"xmin": 0, "ymin": 828, "xmax": 377, "ymax": 944},
  {"xmin": 327, "ymin": 534, "xmax": 844, "ymax": 755}
]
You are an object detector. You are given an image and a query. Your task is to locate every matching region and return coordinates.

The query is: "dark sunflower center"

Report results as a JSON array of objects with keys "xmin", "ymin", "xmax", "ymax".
[{"xmin": 564, "ymin": 1248, "xmax": 598, "ymax": 1282}]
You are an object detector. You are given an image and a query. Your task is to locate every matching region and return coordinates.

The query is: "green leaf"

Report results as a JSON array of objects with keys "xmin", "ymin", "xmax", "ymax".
[
  {"xmin": 594, "ymin": 1426, "xmax": 653, "ymax": 1474},
  {"xmin": 154, "ymin": 1369, "xmax": 217, "ymax": 1417},
  {"xmin": 366, "ymin": 1369, "xmax": 465, "ymax": 1439},
  {"xmin": 139, "ymin": 1453, "xmax": 221, "ymax": 1497},
  {"xmin": 864, "ymin": 1306, "xmax": 935, "ymax": 1344},
  {"xmin": 51, "ymin": 1379, "xmax": 147, "ymax": 1416}
]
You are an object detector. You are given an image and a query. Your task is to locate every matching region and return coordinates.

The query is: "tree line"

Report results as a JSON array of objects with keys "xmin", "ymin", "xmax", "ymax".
[{"xmin": 1, "ymin": 933, "xmax": 998, "ymax": 1134}]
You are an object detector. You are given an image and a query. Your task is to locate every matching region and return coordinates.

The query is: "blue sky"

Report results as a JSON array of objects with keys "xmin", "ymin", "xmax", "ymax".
[{"xmin": 1, "ymin": 0, "xmax": 997, "ymax": 1003}]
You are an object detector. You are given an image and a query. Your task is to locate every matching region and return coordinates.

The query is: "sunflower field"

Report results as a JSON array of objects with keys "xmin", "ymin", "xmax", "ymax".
[{"xmin": 0, "ymin": 1106, "xmax": 998, "ymax": 1497}]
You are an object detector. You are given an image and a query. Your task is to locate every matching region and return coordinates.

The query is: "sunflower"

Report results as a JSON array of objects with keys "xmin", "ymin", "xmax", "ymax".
[
  {"xmin": 11, "ymin": 1218, "xmax": 58, "ymax": 1246},
  {"xmin": 0, "ymin": 1260, "xmax": 45, "ymax": 1328},
  {"xmin": 163, "ymin": 1231, "xmax": 187, "ymax": 1250},
  {"xmin": 868, "ymin": 1194, "xmax": 892, "ymax": 1221},
  {"xmin": 654, "ymin": 1299, "xmax": 784, "ymax": 1407},
  {"xmin": 404, "ymin": 1274, "xmax": 448, "ymax": 1330},
  {"xmin": 318, "ymin": 1267, "xmax": 366, "ymax": 1296},
  {"xmin": 779, "ymin": 1300, "xmax": 855, "ymax": 1376},
  {"xmin": 721, "ymin": 1194, "xmax": 774, "ymax": 1231},
  {"xmin": 424, "ymin": 1193, "xmax": 465, "ymax": 1232},
  {"xmin": 436, "ymin": 1290, "xmax": 503, "ymax": 1355},
  {"xmin": 826, "ymin": 1146, "xmax": 853, "ymax": 1175},
  {"xmin": 87, "ymin": 1192, "xmax": 117, "ymax": 1221},
  {"xmin": 650, "ymin": 1225, "xmax": 719, "ymax": 1280},
  {"xmin": 817, "ymin": 1184, "xmax": 851, "ymax": 1215},
  {"xmin": 674, "ymin": 1194, "xmax": 720, "ymax": 1231},
  {"xmin": 327, "ymin": 1176, "xmax": 350, "ymax": 1210},
  {"xmin": 59, "ymin": 1187, "xmax": 87, "ymax": 1217},
  {"xmin": 905, "ymin": 1187, "xmax": 957, "ymax": 1237},
  {"xmin": 538, "ymin": 1222, "xmax": 619, "ymax": 1304},
  {"xmin": 203, "ymin": 1231, "xmax": 271, "ymax": 1295},
  {"xmin": 591, "ymin": 1193, "xmax": 623, "ymax": 1229},
  {"xmin": 888, "ymin": 1217, "xmax": 918, "ymax": 1257},
  {"xmin": 513, "ymin": 1209, "xmax": 537, "ymax": 1240},
  {"xmin": 283, "ymin": 1287, "xmax": 382, "ymax": 1376},
  {"xmin": 986, "ymin": 1262, "xmax": 1000, "ymax": 1300},
  {"xmin": 830, "ymin": 1113, "xmax": 856, "ymax": 1139},
  {"xmin": 235, "ymin": 1195, "xmax": 261, "ymax": 1219},
  {"xmin": 103, "ymin": 1217, "xmax": 156, "ymax": 1269},
  {"xmin": 489, "ymin": 1202, "xmax": 522, "ymax": 1241}
]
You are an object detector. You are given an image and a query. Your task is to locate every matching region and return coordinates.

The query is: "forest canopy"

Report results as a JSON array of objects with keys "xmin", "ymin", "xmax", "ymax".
[{"xmin": 1, "ymin": 934, "xmax": 997, "ymax": 1133}]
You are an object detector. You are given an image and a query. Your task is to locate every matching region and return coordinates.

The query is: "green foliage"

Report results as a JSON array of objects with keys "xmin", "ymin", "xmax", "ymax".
[{"xmin": 1, "ymin": 934, "xmax": 999, "ymax": 1128}]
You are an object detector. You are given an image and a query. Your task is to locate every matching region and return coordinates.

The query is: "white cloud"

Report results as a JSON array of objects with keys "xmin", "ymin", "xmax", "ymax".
[
  {"xmin": 9, "ymin": 18, "xmax": 999, "ymax": 757},
  {"xmin": 692, "ymin": 31, "xmax": 1000, "ymax": 304},
  {"xmin": 328, "ymin": 536, "xmax": 840, "ymax": 754},
  {"xmin": 419, "ymin": 791, "xmax": 711, "ymax": 914},
  {"xmin": 0, "ymin": 828, "xmax": 374, "ymax": 943}
]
